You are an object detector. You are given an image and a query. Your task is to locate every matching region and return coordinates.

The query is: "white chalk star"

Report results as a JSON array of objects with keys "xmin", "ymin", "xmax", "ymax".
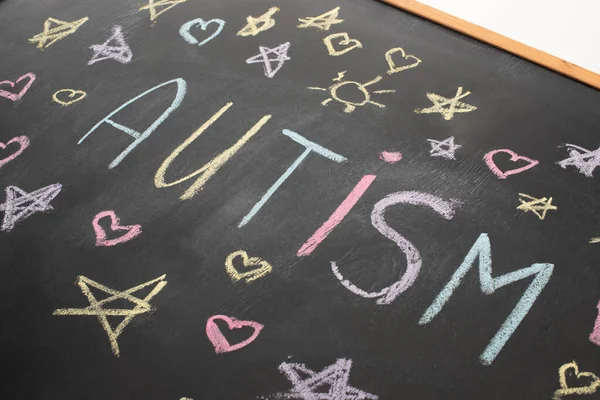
[
  {"xmin": 0, "ymin": 183, "xmax": 62, "ymax": 231},
  {"xmin": 246, "ymin": 42, "xmax": 291, "ymax": 78},
  {"xmin": 557, "ymin": 143, "xmax": 600, "ymax": 178},
  {"xmin": 88, "ymin": 25, "xmax": 133, "ymax": 65},
  {"xmin": 427, "ymin": 136, "xmax": 461, "ymax": 160}
]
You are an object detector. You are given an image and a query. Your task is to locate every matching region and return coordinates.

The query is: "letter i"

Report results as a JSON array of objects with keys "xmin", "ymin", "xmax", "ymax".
[{"xmin": 297, "ymin": 175, "xmax": 376, "ymax": 256}]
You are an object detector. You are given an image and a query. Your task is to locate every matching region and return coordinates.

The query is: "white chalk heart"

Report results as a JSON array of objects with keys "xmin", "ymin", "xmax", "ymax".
[{"xmin": 179, "ymin": 18, "xmax": 225, "ymax": 47}]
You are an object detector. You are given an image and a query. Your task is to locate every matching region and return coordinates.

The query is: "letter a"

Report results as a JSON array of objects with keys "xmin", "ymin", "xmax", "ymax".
[{"xmin": 78, "ymin": 78, "xmax": 186, "ymax": 169}]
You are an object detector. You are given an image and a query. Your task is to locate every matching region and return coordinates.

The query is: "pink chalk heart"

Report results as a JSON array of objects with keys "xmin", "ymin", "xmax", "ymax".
[
  {"xmin": 379, "ymin": 151, "xmax": 402, "ymax": 164},
  {"xmin": 0, "ymin": 136, "xmax": 30, "ymax": 169},
  {"xmin": 484, "ymin": 149, "xmax": 539, "ymax": 179},
  {"xmin": 205, "ymin": 315, "xmax": 263, "ymax": 354},
  {"xmin": 0, "ymin": 73, "xmax": 36, "ymax": 102},
  {"xmin": 92, "ymin": 210, "xmax": 142, "ymax": 247}
]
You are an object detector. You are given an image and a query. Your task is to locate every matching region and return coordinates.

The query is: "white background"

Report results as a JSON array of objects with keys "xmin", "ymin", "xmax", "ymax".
[{"xmin": 418, "ymin": 0, "xmax": 600, "ymax": 74}]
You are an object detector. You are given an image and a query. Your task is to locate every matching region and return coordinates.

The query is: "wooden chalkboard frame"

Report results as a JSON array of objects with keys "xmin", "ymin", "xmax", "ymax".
[{"xmin": 380, "ymin": 0, "xmax": 600, "ymax": 90}]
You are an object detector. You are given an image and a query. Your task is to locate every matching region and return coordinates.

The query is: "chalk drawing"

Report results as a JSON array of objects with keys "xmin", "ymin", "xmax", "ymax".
[
  {"xmin": 140, "ymin": 0, "xmax": 189, "ymax": 23},
  {"xmin": 0, "ymin": 183, "xmax": 62, "ymax": 232},
  {"xmin": 557, "ymin": 144, "xmax": 600, "ymax": 178},
  {"xmin": 154, "ymin": 102, "xmax": 272, "ymax": 200},
  {"xmin": 238, "ymin": 129, "xmax": 347, "ymax": 228},
  {"xmin": 0, "ymin": 136, "xmax": 30, "ymax": 169},
  {"xmin": 225, "ymin": 250, "xmax": 272, "ymax": 283},
  {"xmin": 323, "ymin": 33, "xmax": 362, "ymax": 56},
  {"xmin": 78, "ymin": 78, "xmax": 187, "ymax": 169},
  {"xmin": 553, "ymin": 361, "xmax": 600, "ymax": 400},
  {"xmin": 272, "ymin": 358, "xmax": 378, "ymax": 400},
  {"xmin": 379, "ymin": 151, "xmax": 402, "ymax": 164},
  {"xmin": 92, "ymin": 210, "xmax": 142, "ymax": 247},
  {"xmin": 331, "ymin": 191, "xmax": 459, "ymax": 305},
  {"xmin": 308, "ymin": 71, "xmax": 395, "ymax": 113},
  {"xmin": 0, "ymin": 73, "xmax": 36, "ymax": 102},
  {"xmin": 29, "ymin": 17, "xmax": 88, "ymax": 50},
  {"xmin": 179, "ymin": 18, "xmax": 225, "ymax": 47},
  {"xmin": 54, "ymin": 275, "xmax": 167, "ymax": 357},
  {"xmin": 237, "ymin": 7, "xmax": 279, "ymax": 37},
  {"xmin": 298, "ymin": 175, "xmax": 376, "ymax": 257},
  {"xmin": 590, "ymin": 300, "xmax": 600, "ymax": 347},
  {"xmin": 590, "ymin": 238, "xmax": 600, "ymax": 244},
  {"xmin": 52, "ymin": 89, "xmax": 86, "ymax": 106},
  {"xmin": 427, "ymin": 137, "xmax": 461, "ymax": 160},
  {"xmin": 88, "ymin": 25, "xmax": 133, "ymax": 65},
  {"xmin": 419, "ymin": 233, "xmax": 554, "ymax": 365},
  {"xmin": 297, "ymin": 7, "xmax": 344, "ymax": 31},
  {"xmin": 205, "ymin": 315, "xmax": 263, "ymax": 354},
  {"xmin": 246, "ymin": 42, "xmax": 291, "ymax": 78},
  {"xmin": 517, "ymin": 193, "xmax": 557, "ymax": 220},
  {"xmin": 415, "ymin": 87, "xmax": 477, "ymax": 120},
  {"xmin": 385, "ymin": 47, "xmax": 422, "ymax": 75},
  {"xmin": 484, "ymin": 149, "xmax": 539, "ymax": 179}
]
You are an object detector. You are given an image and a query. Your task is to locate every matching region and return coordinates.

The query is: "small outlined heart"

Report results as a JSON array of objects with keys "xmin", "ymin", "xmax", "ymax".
[
  {"xmin": 205, "ymin": 314, "xmax": 263, "ymax": 354},
  {"xmin": 225, "ymin": 250, "xmax": 272, "ymax": 283},
  {"xmin": 323, "ymin": 32, "xmax": 362, "ymax": 56},
  {"xmin": 0, "ymin": 136, "xmax": 30, "ymax": 169},
  {"xmin": 179, "ymin": 18, "xmax": 225, "ymax": 47},
  {"xmin": 52, "ymin": 89, "xmax": 87, "ymax": 106},
  {"xmin": 484, "ymin": 149, "xmax": 539, "ymax": 179},
  {"xmin": 385, "ymin": 47, "xmax": 421, "ymax": 75},
  {"xmin": 92, "ymin": 210, "xmax": 142, "ymax": 247},
  {"xmin": 0, "ymin": 73, "xmax": 36, "ymax": 102},
  {"xmin": 553, "ymin": 361, "xmax": 600, "ymax": 399}
]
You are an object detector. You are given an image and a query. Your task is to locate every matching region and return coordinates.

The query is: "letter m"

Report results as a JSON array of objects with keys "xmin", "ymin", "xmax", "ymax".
[{"xmin": 418, "ymin": 233, "xmax": 553, "ymax": 365}]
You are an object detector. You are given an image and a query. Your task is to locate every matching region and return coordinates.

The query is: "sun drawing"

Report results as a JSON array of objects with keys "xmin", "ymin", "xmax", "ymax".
[{"xmin": 307, "ymin": 71, "xmax": 395, "ymax": 113}]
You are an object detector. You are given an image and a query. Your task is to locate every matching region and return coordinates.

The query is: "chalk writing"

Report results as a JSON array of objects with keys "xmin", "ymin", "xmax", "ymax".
[
  {"xmin": 29, "ymin": 17, "xmax": 88, "ymax": 50},
  {"xmin": 590, "ymin": 300, "xmax": 600, "ymax": 347},
  {"xmin": 225, "ymin": 250, "xmax": 272, "ymax": 283},
  {"xmin": 415, "ymin": 87, "xmax": 477, "ymax": 120},
  {"xmin": 332, "ymin": 191, "xmax": 458, "ymax": 305},
  {"xmin": 92, "ymin": 210, "xmax": 142, "ymax": 247},
  {"xmin": 297, "ymin": 7, "xmax": 344, "ymax": 31},
  {"xmin": 52, "ymin": 89, "xmax": 86, "ymax": 106},
  {"xmin": 298, "ymin": 175, "xmax": 376, "ymax": 257},
  {"xmin": 557, "ymin": 144, "xmax": 600, "ymax": 178},
  {"xmin": 179, "ymin": 18, "xmax": 225, "ymax": 47},
  {"xmin": 206, "ymin": 315, "xmax": 263, "ymax": 354},
  {"xmin": 419, "ymin": 233, "xmax": 554, "ymax": 365},
  {"xmin": 0, "ymin": 136, "xmax": 30, "ymax": 169},
  {"xmin": 88, "ymin": 25, "xmax": 132, "ymax": 65},
  {"xmin": 553, "ymin": 361, "xmax": 600, "ymax": 400},
  {"xmin": 154, "ymin": 102, "xmax": 272, "ymax": 200},
  {"xmin": 246, "ymin": 42, "xmax": 291, "ymax": 78},
  {"xmin": 79, "ymin": 78, "xmax": 187, "ymax": 169},
  {"xmin": 427, "ymin": 136, "xmax": 461, "ymax": 160},
  {"xmin": 379, "ymin": 151, "xmax": 402, "ymax": 163},
  {"xmin": 308, "ymin": 71, "xmax": 395, "ymax": 113},
  {"xmin": 484, "ymin": 149, "xmax": 539, "ymax": 179},
  {"xmin": 590, "ymin": 238, "xmax": 600, "ymax": 244},
  {"xmin": 385, "ymin": 47, "xmax": 422, "ymax": 75},
  {"xmin": 237, "ymin": 7, "xmax": 279, "ymax": 37},
  {"xmin": 0, "ymin": 183, "xmax": 62, "ymax": 232},
  {"xmin": 238, "ymin": 129, "xmax": 347, "ymax": 228},
  {"xmin": 517, "ymin": 193, "xmax": 557, "ymax": 220},
  {"xmin": 272, "ymin": 358, "xmax": 378, "ymax": 400},
  {"xmin": 140, "ymin": 0, "xmax": 189, "ymax": 23},
  {"xmin": 323, "ymin": 33, "xmax": 362, "ymax": 56},
  {"xmin": 0, "ymin": 73, "xmax": 36, "ymax": 102},
  {"xmin": 54, "ymin": 275, "xmax": 167, "ymax": 357}
]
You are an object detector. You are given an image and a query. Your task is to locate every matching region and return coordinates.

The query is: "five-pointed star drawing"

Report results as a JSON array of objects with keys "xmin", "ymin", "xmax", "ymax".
[
  {"xmin": 415, "ymin": 86, "xmax": 477, "ymax": 120},
  {"xmin": 517, "ymin": 193, "xmax": 558, "ymax": 220},
  {"xmin": 140, "ymin": 0, "xmax": 189, "ymax": 23},
  {"xmin": 272, "ymin": 358, "xmax": 378, "ymax": 400},
  {"xmin": 297, "ymin": 7, "xmax": 344, "ymax": 31},
  {"xmin": 54, "ymin": 275, "xmax": 167, "ymax": 357},
  {"xmin": 427, "ymin": 136, "xmax": 461, "ymax": 159},
  {"xmin": 28, "ymin": 17, "xmax": 89, "ymax": 50},
  {"xmin": 237, "ymin": 7, "xmax": 280, "ymax": 37},
  {"xmin": 556, "ymin": 143, "xmax": 600, "ymax": 178},
  {"xmin": 246, "ymin": 42, "xmax": 291, "ymax": 78},
  {"xmin": 0, "ymin": 183, "xmax": 62, "ymax": 232},
  {"xmin": 88, "ymin": 25, "xmax": 133, "ymax": 65}
]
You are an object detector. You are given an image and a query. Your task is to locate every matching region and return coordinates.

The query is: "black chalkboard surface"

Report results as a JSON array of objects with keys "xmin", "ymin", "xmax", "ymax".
[{"xmin": 1, "ymin": 0, "xmax": 600, "ymax": 399}]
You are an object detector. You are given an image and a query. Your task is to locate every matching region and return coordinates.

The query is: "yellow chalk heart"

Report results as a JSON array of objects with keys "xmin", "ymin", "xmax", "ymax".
[
  {"xmin": 225, "ymin": 250, "xmax": 272, "ymax": 283},
  {"xmin": 553, "ymin": 361, "xmax": 600, "ymax": 399},
  {"xmin": 385, "ymin": 47, "xmax": 421, "ymax": 75},
  {"xmin": 323, "ymin": 32, "xmax": 362, "ymax": 56},
  {"xmin": 52, "ymin": 89, "xmax": 87, "ymax": 106}
]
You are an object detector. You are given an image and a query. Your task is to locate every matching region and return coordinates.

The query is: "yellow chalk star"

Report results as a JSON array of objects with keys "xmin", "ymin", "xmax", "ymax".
[
  {"xmin": 415, "ymin": 86, "xmax": 477, "ymax": 121},
  {"xmin": 298, "ymin": 7, "xmax": 344, "ymax": 31},
  {"xmin": 237, "ymin": 7, "xmax": 279, "ymax": 37},
  {"xmin": 54, "ymin": 275, "xmax": 167, "ymax": 357},
  {"xmin": 517, "ymin": 193, "xmax": 557, "ymax": 220},
  {"xmin": 140, "ymin": 0, "xmax": 189, "ymax": 23},
  {"xmin": 29, "ymin": 17, "xmax": 89, "ymax": 50}
]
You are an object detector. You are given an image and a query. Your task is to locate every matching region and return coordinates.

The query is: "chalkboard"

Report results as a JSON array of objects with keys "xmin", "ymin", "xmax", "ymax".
[{"xmin": 1, "ymin": 0, "xmax": 599, "ymax": 399}]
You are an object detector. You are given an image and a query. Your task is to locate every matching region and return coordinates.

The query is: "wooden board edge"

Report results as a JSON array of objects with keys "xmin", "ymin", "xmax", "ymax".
[{"xmin": 379, "ymin": 0, "xmax": 600, "ymax": 90}]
